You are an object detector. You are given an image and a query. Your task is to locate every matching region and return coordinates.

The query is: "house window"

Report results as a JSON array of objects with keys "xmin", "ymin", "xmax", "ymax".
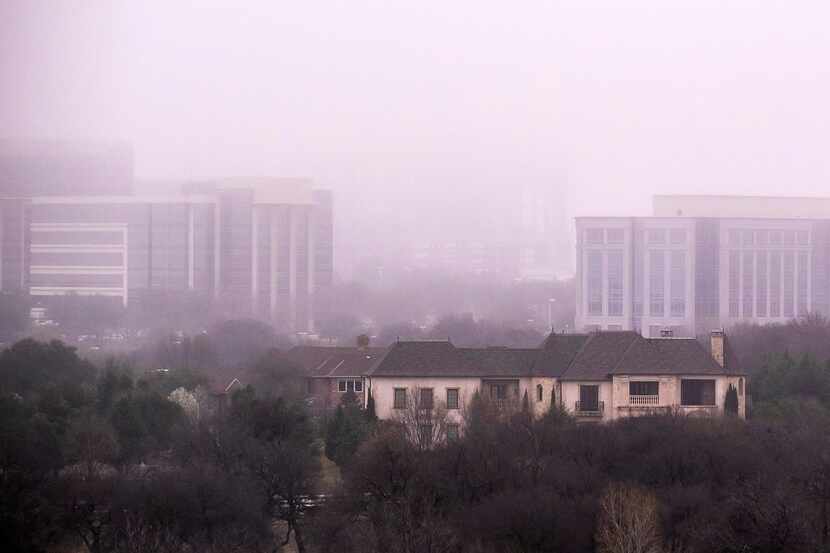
[
  {"xmin": 420, "ymin": 388, "xmax": 434, "ymax": 409},
  {"xmin": 739, "ymin": 378, "xmax": 744, "ymax": 396},
  {"xmin": 536, "ymin": 384, "xmax": 543, "ymax": 402},
  {"xmin": 337, "ymin": 379, "xmax": 363, "ymax": 393},
  {"xmin": 489, "ymin": 383, "xmax": 507, "ymax": 400},
  {"xmin": 629, "ymin": 381, "xmax": 658, "ymax": 396},
  {"xmin": 446, "ymin": 388, "xmax": 459, "ymax": 410},
  {"xmin": 393, "ymin": 388, "xmax": 407, "ymax": 409},
  {"xmin": 578, "ymin": 385, "xmax": 600, "ymax": 412},
  {"xmin": 418, "ymin": 424, "xmax": 433, "ymax": 445},
  {"xmin": 446, "ymin": 423, "xmax": 460, "ymax": 441},
  {"xmin": 680, "ymin": 379, "xmax": 716, "ymax": 406}
]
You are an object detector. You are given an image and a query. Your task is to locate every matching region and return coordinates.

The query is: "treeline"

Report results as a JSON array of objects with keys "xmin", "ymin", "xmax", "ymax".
[
  {"xmin": 312, "ymin": 402, "xmax": 830, "ymax": 553},
  {"xmin": 10, "ymin": 325, "xmax": 830, "ymax": 553},
  {"xmin": 0, "ymin": 338, "xmax": 315, "ymax": 553}
]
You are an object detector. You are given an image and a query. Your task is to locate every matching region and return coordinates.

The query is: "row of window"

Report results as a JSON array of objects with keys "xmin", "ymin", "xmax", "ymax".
[
  {"xmin": 584, "ymin": 228, "xmax": 689, "ymax": 246},
  {"xmin": 587, "ymin": 248, "xmax": 687, "ymax": 318},
  {"xmin": 417, "ymin": 423, "xmax": 460, "ymax": 442},
  {"xmin": 394, "ymin": 387, "xmax": 460, "ymax": 410},
  {"xmin": 727, "ymin": 229, "xmax": 809, "ymax": 248},
  {"xmin": 727, "ymin": 250, "xmax": 808, "ymax": 318},
  {"xmin": 337, "ymin": 379, "xmax": 364, "ymax": 393}
]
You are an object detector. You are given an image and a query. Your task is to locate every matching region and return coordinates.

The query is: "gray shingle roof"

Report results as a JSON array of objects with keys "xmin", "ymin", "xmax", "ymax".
[
  {"xmin": 280, "ymin": 346, "xmax": 385, "ymax": 377},
  {"xmin": 331, "ymin": 331, "xmax": 740, "ymax": 380}
]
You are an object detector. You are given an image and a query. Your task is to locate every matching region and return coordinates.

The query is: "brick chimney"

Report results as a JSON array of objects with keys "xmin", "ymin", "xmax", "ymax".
[{"xmin": 710, "ymin": 329, "xmax": 725, "ymax": 368}]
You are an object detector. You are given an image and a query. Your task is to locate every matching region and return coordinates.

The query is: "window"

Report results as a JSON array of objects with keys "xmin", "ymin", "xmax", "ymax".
[
  {"xmin": 647, "ymin": 229, "xmax": 666, "ymax": 245},
  {"xmin": 649, "ymin": 250, "xmax": 665, "ymax": 316},
  {"xmin": 742, "ymin": 229, "xmax": 754, "ymax": 247},
  {"xmin": 728, "ymin": 251, "xmax": 740, "ymax": 317},
  {"xmin": 770, "ymin": 251, "xmax": 781, "ymax": 317},
  {"xmin": 728, "ymin": 229, "xmax": 741, "ymax": 247},
  {"xmin": 420, "ymin": 388, "xmax": 434, "ymax": 409},
  {"xmin": 536, "ymin": 384, "xmax": 543, "ymax": 402},
  {"xmin": 607, "ymin": 324, "xmax": 623, "ymax": 330},
  {"xmin": 669, "ymin": 229, "xmax": 686, "ymax": 245},
  {"xmin": 490, "ymin": 383, "xmax": 507, "ymax": 400},
  {"xmin": 756, "ymin": 252, "xmax": 767, "ymax": 317},
  {"xmin": 670, "ymin": 251, "xmax": 685, "ymax": 317},
  {"xmin": 586, "ymin": 229, "xmax": 604, "ymax": 244},
  {"xmin": 578, "ymin": 385, "xmax": 599, "ymax": 411},
  {"xmin": 783, "ymin": 252, "xmax": 795, "ymax": 317},
  {"xmin": 769, "ymin": 230, "xmax": 782, "ymax": 245},
  {"xmin": 742, "ymin": 252, "xmax": 754, "ymax": 318},
  {"xmin": 739, "ymin": 378, "xmax": 744, "ymax": 396},
  {"xmin": 797, "ymin": 251, "xmax": 808, "ymax": 315},
  {"xmin": 446, "ymin": 388, "xmax": 459, "ymax": 410},
  {"xmin": 393, "ymin": 388, "xmax": 407, "ymax": 409},
  {"xmin": 680, "ymin": 379, "xmax": 716, "ymax": 406},
  {"xmin": 337, "ymin": 379, "xmax": 363, "ymax": 393},
  {"xmin": 606, "ymin": 228, "xmax": 624, "ymax": 244},
  {"xmin": 446, "ymin": 423, "xmax": 460, "ymax": 441},
  {"xmin": 629, "ymin": 381, "xmax": 658, "ymax": 396},
  {"xmin": 418, "ymin": 424, "xmax": 433, "ymax": 445},
  {"xmin": 607, "ymin": 250, "xmax": 624, "ymax": 316},
  {"xmin": 587, "ymin": 251, "xmax": 603, "ymax": 315},
  {"xmin": 797, "ymin": 230, "xmax": 809, "ymax": 246}
]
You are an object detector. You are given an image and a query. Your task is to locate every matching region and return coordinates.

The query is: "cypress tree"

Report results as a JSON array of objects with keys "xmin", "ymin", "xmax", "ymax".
[{"xmin": 724, "ymin": 383, "xmax": 739, "ymax": 416}]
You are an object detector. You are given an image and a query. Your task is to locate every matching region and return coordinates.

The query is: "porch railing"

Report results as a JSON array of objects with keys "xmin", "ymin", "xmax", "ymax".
[
  {"xmin": 629, "ymin": 394, "xmax": 660, "ymax": 406},
  {"xmin": 575, "ymin": 401, "xmax": 604, "ymax": 416}
]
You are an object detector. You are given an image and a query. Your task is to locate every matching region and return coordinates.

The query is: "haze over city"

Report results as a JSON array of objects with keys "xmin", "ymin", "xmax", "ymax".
[
  {"xmin": 7, "ymin": 3, "xmax": 830, "ymax": 553},
  {"xmin": 5, "ymin": 0, "xmax": 830, "ymax": 277}
]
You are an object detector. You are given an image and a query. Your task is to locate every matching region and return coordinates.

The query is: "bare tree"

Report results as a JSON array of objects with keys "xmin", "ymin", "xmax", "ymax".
[
  {"xmin": 391, "ymin": 387, "xmax": 450, "ymax": 450},
  {"xmin": 596, "ymin": 482, "xmax": 663, "ymax": 553}
]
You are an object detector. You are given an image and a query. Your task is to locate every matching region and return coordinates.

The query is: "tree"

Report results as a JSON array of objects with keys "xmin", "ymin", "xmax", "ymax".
[
  {"xmin": 325, "ymin": 391, "xmax": 370, "ymax": 466},
  {"xmin": 595, "ymin": 483, "xmax": 663, "ymax": 553},
  {"xmin": 391, "ymin": 388, "xmax": 450, "ymax": 450},
  {"xmin": 366, "ymin": 388, "xmax": 378, "ymax": 422},
  {"xmin": 725, "ymin": 384, "xmax": 739, "ymax": 416}
]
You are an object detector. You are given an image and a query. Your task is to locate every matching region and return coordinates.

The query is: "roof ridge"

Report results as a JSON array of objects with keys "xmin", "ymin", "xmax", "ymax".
[
  {"xmin": 364, "ymin": 345, "xmax": 394, "ymax": 376},
  {"xmin": 559, "ymin": 332, "xmax": 597, "ymax": 379},
  {"xmin": 610, "ymin": 332, "xmax": 644, "ymax": 375}
]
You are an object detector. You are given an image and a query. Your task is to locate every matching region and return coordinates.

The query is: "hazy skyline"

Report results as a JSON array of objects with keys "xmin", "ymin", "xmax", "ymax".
[{"xmin": 3, "ymin": 0, "xmax": 830, "ymax": 254}]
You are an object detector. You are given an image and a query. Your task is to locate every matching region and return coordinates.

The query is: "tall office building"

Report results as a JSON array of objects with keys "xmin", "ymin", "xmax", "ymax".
[
  {"xmin": 575, "ymin": 195, "xmax": 829, "ymax": 337},
  {"xmin": 0, "ymin": 177, "xmax": 333, "ymax": 334}
]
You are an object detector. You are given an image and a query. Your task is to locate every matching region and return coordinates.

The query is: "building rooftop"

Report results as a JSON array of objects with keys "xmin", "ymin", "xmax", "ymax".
[{"xmin": 366, "ymin": 331, "xmax": 740, "ymax": 380}]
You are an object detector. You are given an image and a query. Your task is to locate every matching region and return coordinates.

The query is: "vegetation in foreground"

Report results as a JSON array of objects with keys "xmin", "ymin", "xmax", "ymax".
[{"xmin": 6, "ymin": 318, "xmax": 830, "ymax": 551}]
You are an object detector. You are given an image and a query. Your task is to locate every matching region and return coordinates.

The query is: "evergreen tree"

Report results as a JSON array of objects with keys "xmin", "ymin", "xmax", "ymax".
[
  {"xmin": 724, "ymin": 384, "xmax": 739, "ymax": 416},
  {"xmin": 324, "ymin": 391, "xmax": 369, "ymax": 466},
  {"xmin": 366, "ymin": 388, "xmax": 378, "ymax": 422}
]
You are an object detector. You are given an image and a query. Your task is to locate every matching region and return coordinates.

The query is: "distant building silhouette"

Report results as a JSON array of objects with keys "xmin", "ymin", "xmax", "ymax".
[
  {"xmin": 576, "ymin": 194, "xmax": 830, "ymax": 336},
  {"xmin": 0, "ymin": 146, "xmax": 333, "ymax": 334}
]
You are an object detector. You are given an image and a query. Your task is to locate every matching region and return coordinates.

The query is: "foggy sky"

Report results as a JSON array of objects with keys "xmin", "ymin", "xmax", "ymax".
[{"xmin": 3, "ymin": 0, "xmax": 830, "ymax": 269}]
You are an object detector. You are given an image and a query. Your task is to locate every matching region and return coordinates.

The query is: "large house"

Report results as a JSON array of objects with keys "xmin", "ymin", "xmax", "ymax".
[{"xmin": 296, "ymin": 330, "xmax": 747, "ymax": 426}]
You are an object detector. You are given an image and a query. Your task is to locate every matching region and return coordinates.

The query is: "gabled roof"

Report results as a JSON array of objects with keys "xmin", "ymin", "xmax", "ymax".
[
  {"xmin": 368, "ymin": 341, "xmax": 462, "ymax": 377},
  {"xmin": 280, "ymin": 346, "xmax": 385, "ymax": 377},
  {"xmin": 536, "ymin": 333, "xmax": 591, "ymax": 377},
  {"xmin": 560, "ymin": 331, "xmax": 641, "ymax": 380},
  {"xmin": 358, "ymin": 331, "xmax": 739, "ymax": 381},
  {"xmin": 614, "ymin": 338, "xmax": 726, "ymax": 376},
  {"xmin": 458, "ymin": 348, "xmax": 540, "ymax": 377}
]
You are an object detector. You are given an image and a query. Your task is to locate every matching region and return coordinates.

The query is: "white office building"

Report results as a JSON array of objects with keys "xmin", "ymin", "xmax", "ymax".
[{"xmin": 576, "ymin": 195, "xmax": 827, "ymax": 337}]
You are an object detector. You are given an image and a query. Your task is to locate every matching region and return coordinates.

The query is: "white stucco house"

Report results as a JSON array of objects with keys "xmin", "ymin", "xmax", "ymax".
[{"xmin": 362, "ymin": 329, "xmax": 746, "ymax": 433}]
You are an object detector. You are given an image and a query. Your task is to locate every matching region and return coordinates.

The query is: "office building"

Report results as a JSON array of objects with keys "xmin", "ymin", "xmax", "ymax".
[
  {"xmin": 0, "ymin": 177, "xmax": 333, "ymax": 334},
  {"xmin": 576, "ymin": 195, "xmax": 829, "ymax": 337}
]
